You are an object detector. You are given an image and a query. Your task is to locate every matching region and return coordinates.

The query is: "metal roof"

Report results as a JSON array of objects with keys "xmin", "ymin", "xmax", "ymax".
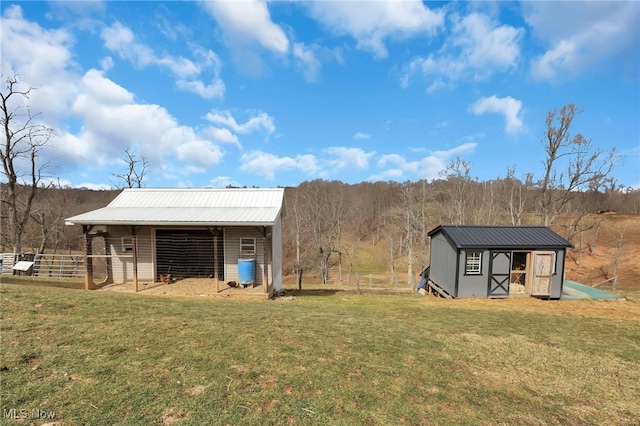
[
  {"xmin": 65, "ymin": 188, "xmax": 286, "ymax": 226},
  {"xmin": 428, "ymin": 225, "xmax": 574, "ymax": 249}
]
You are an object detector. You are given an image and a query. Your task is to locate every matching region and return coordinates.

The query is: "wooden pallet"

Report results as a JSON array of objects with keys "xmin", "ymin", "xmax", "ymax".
[{"xmin": 427, "ymin": 280, "xmax": 452, "ymax": 299}]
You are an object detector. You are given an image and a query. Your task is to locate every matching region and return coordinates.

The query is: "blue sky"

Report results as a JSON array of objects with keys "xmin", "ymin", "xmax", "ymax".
[{"xmin": 1, "ymin": 1, "xmax": 638, "ymax": 190}]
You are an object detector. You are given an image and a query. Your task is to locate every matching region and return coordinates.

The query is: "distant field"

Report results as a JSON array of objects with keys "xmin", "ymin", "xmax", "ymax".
[{"xmin": 1, "ymin": 283, "xmax": 639, "ymax": 425}]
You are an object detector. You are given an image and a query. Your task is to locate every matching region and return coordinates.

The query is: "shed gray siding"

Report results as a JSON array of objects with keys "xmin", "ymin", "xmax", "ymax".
[
  {"xmin": 550, "ymin": 249, "xmax": 566, "ymax": 299},
  {"xmin": 456, "ymin": 249, "xmax": 491, "ymax": 298},
  {"xmin": 428, "ymin": 232, "xmax": 458, "ymax": 297}
]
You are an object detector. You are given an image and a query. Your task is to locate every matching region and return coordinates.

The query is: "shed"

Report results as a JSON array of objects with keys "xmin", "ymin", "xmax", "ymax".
[
  {"xmin": 65, "ymin": 188, "xmax": 286, "ymax": 297},
  {"xmin": 427, "ymin": 225, "xmax": 574, "ymax": 299}
]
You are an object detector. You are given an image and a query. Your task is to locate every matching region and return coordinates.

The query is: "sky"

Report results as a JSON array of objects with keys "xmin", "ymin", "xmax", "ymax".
[{"xmin": 1, "ymin": 1, "xmax": 639, "ymax": 190}]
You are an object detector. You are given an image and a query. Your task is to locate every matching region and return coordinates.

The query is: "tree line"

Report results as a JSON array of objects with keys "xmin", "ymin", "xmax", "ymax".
[{"xmin": 1, "ymin": 75, "xmax": 637, "ymax": 286}]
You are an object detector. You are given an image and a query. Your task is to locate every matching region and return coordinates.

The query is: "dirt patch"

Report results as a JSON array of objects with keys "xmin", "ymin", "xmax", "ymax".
[
  {"xmin": 99, "ymin": 278, "xmax": 269, "ymax": 298},
  {"xmin": 563, "ymin": 214, "xmax": 640, "ymax": 288},
  {"xmin": 160, "ymin": 407, "xmax": 189, "ymax": 425},
  {"xmin": 184, "ymin": 385, "xmax": 207, "ymax": 396}
]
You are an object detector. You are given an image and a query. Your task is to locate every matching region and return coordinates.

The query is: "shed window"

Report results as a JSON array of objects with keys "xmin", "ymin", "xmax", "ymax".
[
  {"xmin": 465, "ymin": 251, "xmax": 482, "ymax": 274},
  {"xmin": 240, "ymin": 237, "xmax": 256, "ymax": 255}
]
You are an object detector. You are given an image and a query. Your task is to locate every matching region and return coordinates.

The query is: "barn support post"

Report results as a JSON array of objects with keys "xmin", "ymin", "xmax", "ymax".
[
  {"xmin": 263, "ymin": 227, "xmax": 269, "ymax": 295},
  {"xmin": 103, "ymin": 233, "xmax": 113, "ymax": 285},
  {"xmin": 213, "ymin": 228, "xmax": 220, "ymax": 293},
  {"xmin": 131, "ymin": 227, "xmax": 139, "ymax": 292},
  {"xmin": 83, "ymin": 225, "xmax": 95, "ymax": 290}
]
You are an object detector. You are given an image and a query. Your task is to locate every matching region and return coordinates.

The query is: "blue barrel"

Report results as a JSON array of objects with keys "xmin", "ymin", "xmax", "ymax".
[{"xmin": 238, "ymin": 258, "xmax": 255, "ymax": 287}]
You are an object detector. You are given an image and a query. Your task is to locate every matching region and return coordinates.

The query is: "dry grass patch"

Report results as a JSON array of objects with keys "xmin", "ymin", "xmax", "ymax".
[{"xmin": 1, "ymin": 283, "xmax": 639, "ymax": 425}]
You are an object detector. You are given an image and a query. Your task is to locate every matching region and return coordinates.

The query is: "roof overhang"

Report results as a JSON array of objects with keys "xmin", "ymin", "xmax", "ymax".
[{"xmin": 65, "ymin": 206, "xmax": 281, "ymax": 227}]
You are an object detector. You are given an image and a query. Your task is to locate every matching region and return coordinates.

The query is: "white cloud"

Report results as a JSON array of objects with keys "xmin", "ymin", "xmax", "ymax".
[
  {"xmin": 372, "ymin": 154, "xmax": 419, "ymax": 182},
  {"xmin": 469, "ymin": 96, "xmax": 523, "ymax": 134},
  {"xmin": 324, "ymin": 147, "xmax": 375, "ymax": 170},
  {"xmin": 205, "ymin": 109, "xmax": 275, "ymax": 137},
  {"xmin": 100, "ymin": 56, "xmax": 114, "ymax": 71},
  {"xmin": 306, "ymin": 0, "xmax": 444, "ymax": 59},
  {"xmin": 65, "ymin": 69, "xmax": 220, "ymax": 176},
  {"xmin": 201, "ymin": 0, "xmax": 289, "ymax": 54},
  {"xmin": 403, "ymin": 12, "xmax": 522, "ymax": 88},
  {"xmin": 176, "ymin": 140, "xmax": 224, "ymax": 174},
  {"xmin": 368, "ymin": 168, "xmax": 405, "ymax": 182},
  {"xmin": 418, "ymin": 142, "xmax": 477, "ymax": 180},
  {"xmin": 176, "ymin": 78, "xmax": 225, "ymax": 100},
  {"xmin": 101, "ymin": 22, "xmax": 155, "ymax": 68},
  {"xmin": 239, "ymin": 151, "xmax": 319, "ymax": 180},
  {"xmin": 524, "ymin": 2, "xmax": 639, "ymax": 81},
  {"xmin": 209, "ymin": 176, "xmax": 242, "ymax": 188},
  {"xmin": 80, "ymin": 68, "xmax": 133, "ymax": 104},
  {"xmin": 0, "ymin": 5, "xmax": 79, "ymax": 121},
  {"xmin": 353, "ymin": 132, "xmax": 371, "ymax": 140},
  {"xmin": 370, "ymin": 142, "xmax": 477, "ymax": 182},
  {"xmin": 100, "ymin": 22, "xmax": 225, "ymax": 99},
  {"xmin": 205, "ymin": 127, "xmax": 240, "ymax": 145},
  {"xmin": 293, "ymin": 43, "xmax": 322, "ymax": 82}
]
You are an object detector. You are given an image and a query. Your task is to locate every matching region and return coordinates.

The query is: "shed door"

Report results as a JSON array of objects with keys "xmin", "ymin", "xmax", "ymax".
[
  {"xmin": 531, "ymin": 252, "xmax": 553, "ymax": 297},
  {"xmin": 488, "ymin": 251, "xmax": 511, "ymax": 297}
]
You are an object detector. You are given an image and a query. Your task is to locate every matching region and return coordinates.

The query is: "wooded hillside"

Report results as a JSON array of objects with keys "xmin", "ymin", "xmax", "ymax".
[{"xmin": 1, "ymin": 180, "xmax": 638, "ymax": 288}]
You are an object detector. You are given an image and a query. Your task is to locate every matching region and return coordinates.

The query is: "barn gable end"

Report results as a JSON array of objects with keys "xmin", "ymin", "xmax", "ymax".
[{"xmin": 65, "ymin": 188, "xmax": 286, "ymax": 298}]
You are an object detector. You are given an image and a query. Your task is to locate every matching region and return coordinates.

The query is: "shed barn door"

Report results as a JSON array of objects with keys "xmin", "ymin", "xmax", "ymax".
[
  {"xmin": 489, "ymin": 251, "xmax": 511, "ymax": 297},
  {"xmin": 531, "ymin": 252, "xmax": 553, "ymax": 297}
]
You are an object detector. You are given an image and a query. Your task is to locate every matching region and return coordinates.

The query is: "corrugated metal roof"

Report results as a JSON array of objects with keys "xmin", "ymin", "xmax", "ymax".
[
  {"xmin": 65, "ymin": 188, "xmax": 285, "ymax": 226},
  {"xmin": 428, "ymin": 225, "xmax": 574, "ymax": 249}
]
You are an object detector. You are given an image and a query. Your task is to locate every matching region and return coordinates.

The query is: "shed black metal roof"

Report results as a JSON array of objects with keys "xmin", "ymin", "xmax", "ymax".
[{"xmin": 428, "ymin": 225, "xmax": 574, "ymax": 250}]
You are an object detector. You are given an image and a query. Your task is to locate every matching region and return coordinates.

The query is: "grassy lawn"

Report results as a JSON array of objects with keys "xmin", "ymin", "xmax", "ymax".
[{"xmin": 1, "ymin": 283, "xmax": 639, "ymax": 425}]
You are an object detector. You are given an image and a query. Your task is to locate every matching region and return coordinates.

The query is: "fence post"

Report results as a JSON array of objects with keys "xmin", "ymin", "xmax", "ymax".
[{"xmin": 33, "ymin": 253, "xmax": 41, "ymax": 277}]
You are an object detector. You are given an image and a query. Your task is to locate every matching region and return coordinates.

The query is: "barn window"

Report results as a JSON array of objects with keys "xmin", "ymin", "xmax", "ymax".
[
  {"xmin": 122, "ymin": 237, "xmax": 133, "ymax": 253},
  {"xmin": 240, "ymin": 237, "xmax": 256, "ymax": 255},
  {"xmin": 465, "ymin": 251, "xmax": 482, "ymax": 274}
]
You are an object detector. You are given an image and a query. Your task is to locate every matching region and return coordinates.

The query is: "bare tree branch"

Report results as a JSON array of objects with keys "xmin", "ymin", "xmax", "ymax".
[
  {"xmin": 112, "ymin": 147, "xmax": 149, "ymax": 189},
  {"xmin": 538, "ymin": 104, "xmax": 621, "ymax": 226},
  {"xmin": 1, "ymin": 75, "xmax": 54, "ymax": 255}
]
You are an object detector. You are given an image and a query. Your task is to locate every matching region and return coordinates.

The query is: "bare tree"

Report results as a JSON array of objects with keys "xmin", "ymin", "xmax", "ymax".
[
  {"xmin": 396, "ymin": 181, "xmax": 433, "ymax": 290},
  {"xmin": 538, "ymin": 104, "xmax": 619, "ymax": 226},
  {"xmin": 1, "ymin": 75, "xmax": 53, "ymax": 255},
  {"xmin": 439, "ymin": 156, "xmax": 475, "ymax": 224},
  {"xmin": 295, "ymin": 180, "xmax": 348, "ymax": 284},
  {"xmin": 289, "ymin": 188, "xmax": 308, "ymax": 289},
  {"xmin": 498, "ymin": 166, "xmax": 533, "ymax": 225},
  {"xmin": 112, "ymin": 147, "xmax": 148, "ymax": 188},
  {"xmin": 30, "ymin": 181, "xmax": 73, "ymax": 255}
]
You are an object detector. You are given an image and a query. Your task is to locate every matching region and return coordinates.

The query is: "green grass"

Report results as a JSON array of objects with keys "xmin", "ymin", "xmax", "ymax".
[{"xmin": 1, "ymin": 284, "xmax": 639, "ymax": 425}]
